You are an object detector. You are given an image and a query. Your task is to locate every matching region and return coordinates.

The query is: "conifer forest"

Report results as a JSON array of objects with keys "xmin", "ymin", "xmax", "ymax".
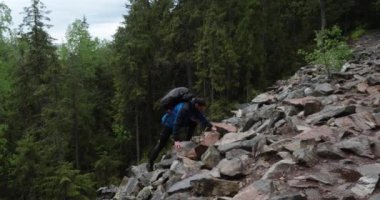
[{"xmin": 0, "ymin": 0, "xmax": 379, "ymax": 198}]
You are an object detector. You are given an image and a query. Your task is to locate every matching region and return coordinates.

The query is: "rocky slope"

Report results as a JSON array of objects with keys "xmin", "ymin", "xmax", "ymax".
[{"xmin": 98, "ymin": 32, "xmax": 380, "ymax": 200}]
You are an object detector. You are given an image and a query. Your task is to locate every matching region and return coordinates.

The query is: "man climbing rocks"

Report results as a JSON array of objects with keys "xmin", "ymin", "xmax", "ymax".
[{"xmin": 147, "ymin": 97, "xmax": 214, "ymax": 171}]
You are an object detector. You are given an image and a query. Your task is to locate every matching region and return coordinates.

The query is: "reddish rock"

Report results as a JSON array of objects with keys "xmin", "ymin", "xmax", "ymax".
[
  {"xmin": 200, "ymin": 131, "xmax": 220, "ymax": 146},
  {"xmin": 367, "ymin": 85, "xmax": 380, "ymax": 95},
  {"xmin": 304, "ymin": 99, "xmax": 323, "ymax": 116},
  {"xmin": 215, "ymin": 130, "xmax": 256, "ymax": 146},
  {"xmin": 357, "ymin": 82, "xmax": 369, "ymax": 93},
  {"xmin": 293, "ymin": 126, "xmax": 336, "ymax": 142},
  {"xmin": 232, "ymin": 180, "xmax": 274, "ymax": 200},
  {"xmin": 212, "ymin": 122, "xmax": 238, "ymax": 133},
  {"xmin": 336, "ymin": 112, "xmax": 376, "ymax": 131},
  {"xmin": 284, "ymin": 96, "xmax": 317, "ymax": 107}
]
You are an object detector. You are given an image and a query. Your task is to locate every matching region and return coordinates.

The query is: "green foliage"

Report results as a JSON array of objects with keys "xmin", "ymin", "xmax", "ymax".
[
  {"xmin": 38, "ymin": 162, "xmax": 96, "ymax": 200},
  {"xmin": 209, "ymin": 100, "xmax": 234, "ymax": 121},
  {"xmin": 376, "ymin": 0, "xmax": 380, "ymax": 10},
  {"xmin": 350, "ymin": 26, "xmax": 366, "ymax": 40},
  {"xmin": 299, "ymin": 26, "xmax": 352, "ymax": 75},
  {"xmin": 0, "ymin": 0, "xmax": 379, "ymax": 199},
  {"xmin": 94, "ymin": 152, "xmax": 121, "ymax": 186},
  {"xmin": 0, "ymin": 2, "xmax": 12, "ymax": 38}
]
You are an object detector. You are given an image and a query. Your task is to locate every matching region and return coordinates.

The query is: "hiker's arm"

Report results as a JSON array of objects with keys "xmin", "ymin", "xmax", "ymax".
[{"xmin": 196, "ymin": 111, "xmax": 212, "ymax": 129}]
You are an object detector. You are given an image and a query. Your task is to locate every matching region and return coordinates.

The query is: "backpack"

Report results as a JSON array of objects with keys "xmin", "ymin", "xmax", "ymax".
[{"xmin": 160, "ymin": 87, "xmax": 194, "ymax": 110}]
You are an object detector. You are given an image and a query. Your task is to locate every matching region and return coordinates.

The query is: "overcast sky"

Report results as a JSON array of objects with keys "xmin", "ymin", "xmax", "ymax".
[{"xmin": 2, "ymin": 0, "xmax": 127, "ymax": 42}]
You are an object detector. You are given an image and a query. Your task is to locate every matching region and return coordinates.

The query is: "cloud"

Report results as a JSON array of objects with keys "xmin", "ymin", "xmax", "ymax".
[{"xmin": 2, "ymin": 0, "xmax": 127, "ymax": 41}]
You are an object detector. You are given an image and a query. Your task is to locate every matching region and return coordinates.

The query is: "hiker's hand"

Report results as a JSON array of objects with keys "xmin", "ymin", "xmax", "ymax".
[{"xmin": 174, "ymin": 141, "xmax": 182, "ymax": 150}]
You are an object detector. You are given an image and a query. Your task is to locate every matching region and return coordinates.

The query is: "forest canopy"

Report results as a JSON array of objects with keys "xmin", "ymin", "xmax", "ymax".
[{"xmin": 0, "ymin": 0, "xmax": 379, "ymax": 198}]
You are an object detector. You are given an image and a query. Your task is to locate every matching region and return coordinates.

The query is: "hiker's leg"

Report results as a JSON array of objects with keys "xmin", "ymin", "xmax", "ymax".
[
  {"xmin": 149, "ymin": 126, "xmax": 172, "ymax": 165},
  {"xmin": 185, "ymin": 120, "xmax": 197, "ymax": 141}
]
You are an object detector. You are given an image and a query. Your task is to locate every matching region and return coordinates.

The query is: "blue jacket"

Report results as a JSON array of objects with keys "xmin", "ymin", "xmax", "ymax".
[{"xmin": 161, "ymin": 102, "xmax": 212, "ymax": 138}]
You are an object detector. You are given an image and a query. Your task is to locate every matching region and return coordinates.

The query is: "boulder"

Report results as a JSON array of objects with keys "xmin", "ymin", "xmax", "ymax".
[
  {"xmin": 136, "ymin": 186, "xmax": 153, "ymax": 200},
  {"xmin": 316, "ymin": 142, "xmax": 345, "ymax": 159},
  {"xmin": 304, "ymin": 99, "xmax": 322, "ymax": 116},
  {"xmin": 351, "ymin": 175, "xmax": 379, "ymax": 198},
  {"xmin": 167, "ymin": 171, "xmax": 211, "ymax": 194},
  {"xmin": 212, "ymin": 122, "xmax": 238, "ymax": 133},
  {"xmin": 314, "ymin": 83, "xmax": 334, "ymax": 95},
  {"xmin": 201, "ymin": 146, "xmax": 222, "ymax": 169},
  {"xmin": 270, "ymin": 192, "xmax": 306, "ymax": 200},
  {"xmin": 262, "ymin": 159, "xmax": 296, "ymax": 180},
  {"xmin": 97, "ymin": 185, "xmax": 118, "ymax": 200},
  {"xmin": 225, "ymin": 149, "xmax": 251, "ymax": 160},
  {"xmin": 216, "ymin": 158, "xmax": 243, "ymax": 177},
  {"xmin": 252, "ymin": 93, "xmax": 276, "ymax": 104},
  {"xmin": 306, "ymin": 105, "xmax": 356, "ymax": 124},
  {"xmin": 200, "ymin": 131, "xmax": 221, "ymax": 146},
  {"xmin": 337, "ymin": 136, "xmax": 375, "ymax": 159},
  {"xmin": 233, "ymin": 180, "xmax": 274, "ymax": 200},
  {"xmin": 191, "ymin": 178, "xmax": 240, "ymax": 197},
  {"xmin": 215, "ymin": 131, "xmax": 256, "ymax": 146},
  {"xmin": 293, "ymin": 126, "xmax": 336, "ymax": 142}
]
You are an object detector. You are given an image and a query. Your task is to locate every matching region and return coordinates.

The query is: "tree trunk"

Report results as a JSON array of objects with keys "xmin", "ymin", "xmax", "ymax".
[
  {"xmin": 319, "ymin": 0, "xmax": 326, "ymax": 30},
  {"xmin": 72, "ymin": 90, "xmax": 79, "ymax": 169},
  {"xmin": 186, "ymin": 64, "xmax": 193, "ymax": 88},
  {"xmin": 135, "ymin": 107, "xmax": 140, "ymax": 162}
]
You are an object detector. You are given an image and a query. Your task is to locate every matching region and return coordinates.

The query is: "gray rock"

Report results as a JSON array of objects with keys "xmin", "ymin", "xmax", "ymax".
[
  {"xmin": 191, "ymin": 178, "xmax": 240, "ymax": 197},
  {"xmin": 369, "ymin": 194, "xmax": 380, "ymax": 200},
  {"xmin": 167, "ymin": 171, "xmax": 211, "ymax": 194},
  {"xmin": 357, "ymin": 163, "xmax": 380, "ymax": 176},
  {"xmin": 241, "ymin": 103, "xmax": 260, "ymax": 115},
  {"xmin": 113, "ymin": 177, "xmax": 140, "ymax": 199},
  {"xmin": 225, "ymin": 149, "xmax": 251, "ymax": 160},
  {"xmin": 152, "ymin": 170, "xmax": 172, "ymax": 188},
  {"xmin": 233, "ymin": 180, "xmax": 274, "ymax": 200},
  {"xmin": 367, "ymin": 74, "xmax": 380, "ymax": 85},
  {"xmin": 215, "ymin": 131, "xmax": 256, "ymax": 146},
  {"xmin": 258, "ymin": 104, "xmax": 278, "ymax": 119},
  {"xmin": 217, "ymin": 158, "xmax": 243, "ymax": 177},
  {"xmin": 252, "ymin": 93, "xmax": 276, "ymax": 104},
  {"xmin": 222, "ymin": 117, "xmax": 241, "ymax": 127},
  {"xmin": 270, "ymin": 192, "xmax": 306, "ymax": 200},
  {"xmin": 156, "ymin": 157, "xmax": 176, "ymax": 169},
  {"xmin": 316, "ymin": 142, "xmax": 345, "ymax": 159},
  {"xmin": 284, "ymin": 106, "xmax": 299, "ymax": 117},
  {"xmin": 201, "ymin": 146, "xmax": 222, "ymax": 169},
  {"xmin": 217, "ymin": 135, "xmax": 266, "ymax": 153},
  {"xmin": 305, "ymin": 172, "xmax": 335, "ymax": 185},
  {"xmin": 337, "ymin": 136, "xmax": 375, "ymax": 159},
  {"xmin": 262, "ymin": 159, "xmax": 296, "ymax": 179},
  {"xmin": 351, "ymin": 175, "xmax": 379, "ymax": 198},
  {"xmin": 306, "ymin": 105, "xmax": 356, "ymax": 124},
  {"xmin": 149, "ymin": 169, "xmax": 166, "ymax": 184},
  {"xmin": 256, "ymin": 119, "xmax": 273, "ymax": 132},
  {"xmin": 97, "ymin": 185, "xmax": 118, "ymax": 199},
  {"xmin": 372, "ymin": 140, "xmax": 380, "ymax": 158},
  {"xmin": 150, "ymin": 186, "xmax": 165, "ymax": 200},
  {"xmin": 293, "ymin": 140, "xmax": 318, "ymax": 167},
  {"xmin": 304, "ymin": 87, "xmax": 314, "ymax": 96},
  {"xmin": 373, "ymin": 112, "xmax": 380, "ymax": 126},
  {"xmin": 286, "ymin": 89, "xmax": 305, "ymax": 100},
  {"xmin": 165, "ymin": 193, "xmax": 191, "ymax": 200},
  {"xmin": 136, "ymin": 186, "xmax": 152, "ymax": 200},
  {"xmin": 217, "ymin": 141, "xmax": 244, "ymax": 153},
  {"xmin": 314, "ymin": 83, "xmax": 334, "ymax": 96}
]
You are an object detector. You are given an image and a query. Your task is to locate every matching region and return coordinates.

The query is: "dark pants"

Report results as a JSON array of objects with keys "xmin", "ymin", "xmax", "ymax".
[{"xmin": 149, "ymin": 121, "xmax": 197, "ymax": 165}]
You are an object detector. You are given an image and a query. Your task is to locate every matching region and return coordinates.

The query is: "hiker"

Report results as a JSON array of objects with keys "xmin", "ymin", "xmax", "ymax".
[{"xmin": 147, "ymin": 97, "xmax": 214, "ymax": 171}]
